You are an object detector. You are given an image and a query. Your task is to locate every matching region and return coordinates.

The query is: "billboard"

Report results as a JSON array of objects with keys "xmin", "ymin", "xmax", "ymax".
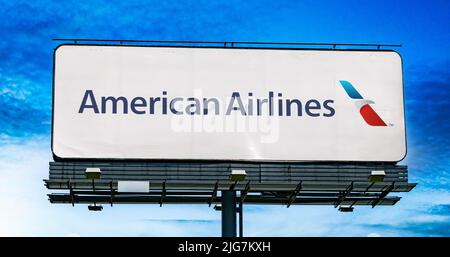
[{"xmin": 52, "ymin": 45, "xmax": 406, "ymax": 162}]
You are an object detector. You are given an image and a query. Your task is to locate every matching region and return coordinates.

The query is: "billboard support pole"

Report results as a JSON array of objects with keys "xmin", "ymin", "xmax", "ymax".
[
  {"xmin": 239, "ymin": 196, "xmax": 243, "ymax": 237},
  {"xmin": 221, "ymin": 190, "xmax": 237, "ymax": 237}
]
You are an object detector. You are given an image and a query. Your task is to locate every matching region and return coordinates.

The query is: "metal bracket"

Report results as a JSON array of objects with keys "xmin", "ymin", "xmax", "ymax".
[
  {"xmin": 109, "ymin": 181, "xmax": 114, "ymax": 207},
  {"xmin": 67, "ymin": 180, "xmax": 74, "ymax": 206},
  {"xmin": 208, "ymin": 181, "xmax": 219, "ymax": 207},
  {"xmin": 364, "ymin": 181, "xmax": 375, "ymax": 193},
  {"xmin": 241, "ymin": 181, "xmax": 251, "ymax": 203},
  {"xmin": 334, "ymin": 182, "xmax": 354, "ymax": 208},
  {"xmin": 160, "ymin": 181, "xmax": 166, "ymax": 207},
  {"xmin": 229, "ymin": 181, "xmax": 238, "ymax": 191},
  {"xmin": 287, "ymin": 181, "xmax": 302, "ymax": 208},
  {"xmin": 372, "ymin": 182, "xmax": 395, "ymax": 208}
]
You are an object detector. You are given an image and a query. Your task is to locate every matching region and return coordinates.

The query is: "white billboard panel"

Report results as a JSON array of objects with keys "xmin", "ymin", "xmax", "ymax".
[{"xmin": 52, "ymin": 45, "xmax": 406, "ymax": 162}]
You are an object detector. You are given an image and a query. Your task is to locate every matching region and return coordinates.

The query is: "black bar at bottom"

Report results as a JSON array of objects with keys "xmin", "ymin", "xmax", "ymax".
[{"xmin": 0, "ymin": 237, "xmax": 444, "ymax": 257}]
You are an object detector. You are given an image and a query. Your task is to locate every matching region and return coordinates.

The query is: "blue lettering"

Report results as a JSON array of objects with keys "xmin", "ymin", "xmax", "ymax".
[
  {"xmin": 78, "ymin": 90, "xmax": 99, "ymax": 113},
  {"xmin": 77, "ymin": 90, "xmax": 336, "ymax": 118}
]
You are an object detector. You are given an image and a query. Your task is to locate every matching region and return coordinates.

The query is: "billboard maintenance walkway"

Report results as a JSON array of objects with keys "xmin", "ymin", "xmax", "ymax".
[{"xmin": 45, "ymin": 161, "xmax": 415, "ymax": 208}]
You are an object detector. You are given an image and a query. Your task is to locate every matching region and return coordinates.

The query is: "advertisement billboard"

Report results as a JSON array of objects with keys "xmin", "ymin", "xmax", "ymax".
[{"xmin": 52, "ymin": 45, "xmax": 406, "ymax": 162}]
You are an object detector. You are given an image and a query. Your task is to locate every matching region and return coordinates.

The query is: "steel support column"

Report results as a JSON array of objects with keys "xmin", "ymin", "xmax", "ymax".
[
  {"xmin": 239, "ymin": 196, "xmax": 243, "ymax": 237},
  {"xmin": 221, "ymin": 190, "xmax": 237, "ymax": 237}
]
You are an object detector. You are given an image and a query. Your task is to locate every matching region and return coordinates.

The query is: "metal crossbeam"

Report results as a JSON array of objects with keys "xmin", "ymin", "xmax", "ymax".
[
  {"xmin": 48, "ymin": 193, "xmax": 402, "ymax": 206},
  {"xmin": 45, "ymin": 179, "xmax": 415, "ymax": 193},
  {"xmin": 241, "ymin": 181, "xmax": 251, "ymax": 203},
  {"xmin": 52, "ymin": 38, "xmax": 401, "ymax": 49}
]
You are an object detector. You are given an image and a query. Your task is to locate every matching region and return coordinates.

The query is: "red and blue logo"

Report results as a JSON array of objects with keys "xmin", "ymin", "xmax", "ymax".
[{"xmin": 339, "ymin": 80, "xmax": 387, "ymax": 126}]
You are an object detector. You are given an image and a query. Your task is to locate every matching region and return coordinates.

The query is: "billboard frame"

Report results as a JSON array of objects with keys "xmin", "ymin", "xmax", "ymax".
[{"xmin": 50, "ymin": 41, "xmax": 407, "ymax": 163}]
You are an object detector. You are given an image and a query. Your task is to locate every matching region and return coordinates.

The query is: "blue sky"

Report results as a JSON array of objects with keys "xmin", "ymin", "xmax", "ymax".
[{"xmin": 0, "ymin": 0, "xmax": 449, "ymax": 236}]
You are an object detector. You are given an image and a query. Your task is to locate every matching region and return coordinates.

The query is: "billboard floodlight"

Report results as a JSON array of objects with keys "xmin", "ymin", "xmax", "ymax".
[
  {"xmin": 369, "ymin": 170, "xmax": 386, "ymax": 183},
  {"xmin": 338, "ymin": 206, "xmax": 354, "ymax": 212},
  {"xmin": 85, "ymin": 168, "xmax": 101, "ymax": 180},
  {"xmin": 230, "ymin": 170, "xmax": 247, "ymax": 182},
  {"xmin": 88, "ymin": 204, "xmax": 103, "ymax": 211}
]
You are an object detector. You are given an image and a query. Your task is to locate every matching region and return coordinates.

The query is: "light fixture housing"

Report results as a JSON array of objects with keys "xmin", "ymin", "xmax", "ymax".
[
  {"xmin": 338, "ymin": 206, "xmax": 354, "ymax": 212},
  {"xmin": 88, "ymin": 204, "xmax": 103, "ymax": 211},
  {"xmin": 230, "ymin": 170, "xmax": 247, "ymax": 182},
  {"xmin": 369, "ymin": 170, "xmax": 386, "ymax": 183},
  {"xmin": 85, "ymin": 168, "xmax": 101, "ymax": 180}
]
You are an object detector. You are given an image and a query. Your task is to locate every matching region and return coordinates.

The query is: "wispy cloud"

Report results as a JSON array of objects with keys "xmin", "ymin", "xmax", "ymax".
[
  {"xmin": 146, "ymin": 219, "xmax": 218, "ymax": 224},
  {"xmin": 362, "ymin": 219, "xmax": 450, "ymax": 237},
  {"xmin": 0, "ymin": 0, "xmax": 283, "ymax": 139},
  {"xmin": 403, "ymin": 68, "xmax": 450, "ymax": 188},
  {"xmin": 0, "ymin": 93, "xmax": 50, "ymax": 138}
]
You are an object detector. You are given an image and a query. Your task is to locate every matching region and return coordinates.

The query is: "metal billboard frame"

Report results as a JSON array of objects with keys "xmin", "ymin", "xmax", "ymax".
[
  {"xmin": 45, "ymin": 161, "xmax": 416, "ymax": 236},
  {"xmin": 50, "ymin": 40, "xmax": 407, "ymax": 163}
]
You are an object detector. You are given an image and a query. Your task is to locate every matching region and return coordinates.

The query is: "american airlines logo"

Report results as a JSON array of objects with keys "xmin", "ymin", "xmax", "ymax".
[
  {"xmin": 339, "ymin": 80, "xmax": 387, "ymax": 126},
  {"xmin": 78, "ymin": 90, "xmax": 336, "ymax": 117}
]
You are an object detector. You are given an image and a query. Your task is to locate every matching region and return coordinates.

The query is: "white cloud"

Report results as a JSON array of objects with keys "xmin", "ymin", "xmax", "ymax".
[
  {"xmin": 0, "ymin": 137, "xmax": 449, "ymax": 236},
  {"xmin": 0, "ymin": 138, "xmax": 221, "ymax": 236}
]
